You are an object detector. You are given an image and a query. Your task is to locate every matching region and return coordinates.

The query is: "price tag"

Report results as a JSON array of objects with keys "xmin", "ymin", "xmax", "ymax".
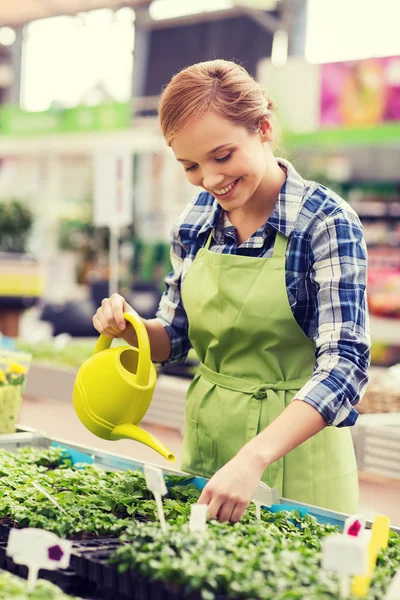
[
  {"xmin": 252, "ymin": 483, "xmax": 279, "ymax": 521},
  {"xmin": 7, "ymin": 528, "xmax": 72, "ymax": 590},
  {"xmin": 322, "ymin": 534, "xmax": 368, "ymax": 599},
  {"xmin": 385, "ymin": 568, "xmax": 400, "ymax": 599},
  {"xmin": 144, "ymin": 465, "xmax": 168, "ymax": 533},
  {"xmin": 189, "ymin": 504, "xmax": 208, "ymax": 534}
]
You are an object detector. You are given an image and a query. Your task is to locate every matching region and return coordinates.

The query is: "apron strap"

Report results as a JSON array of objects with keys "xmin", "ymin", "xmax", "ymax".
[
  {"xmin": 204, "ymin": 230, "xmax": 214, "ymax": 250},
  {"xmin": 272, "ymin": 231, "xmax": 289, "ymax": 259},
  {"xmin": 199, "ymin": 362, "xmax": 309, "ymax": 394}
]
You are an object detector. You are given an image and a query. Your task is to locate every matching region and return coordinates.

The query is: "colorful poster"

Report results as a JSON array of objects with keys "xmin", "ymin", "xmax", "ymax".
[{"xmin": 320, "ymin": 55, "xmax": 400, "ymax": 127}]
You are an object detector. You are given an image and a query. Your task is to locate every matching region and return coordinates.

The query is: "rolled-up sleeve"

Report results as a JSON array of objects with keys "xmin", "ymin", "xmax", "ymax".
[
  {"xmin": 156, "ymin": 224, "xmax": 192, "ymax": 364},
  {"xmin": 295, "ymin": 211, "xmax": 371, "ymax": 427}
]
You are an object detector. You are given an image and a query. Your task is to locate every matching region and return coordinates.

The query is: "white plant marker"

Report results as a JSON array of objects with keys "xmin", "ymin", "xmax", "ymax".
[
  {"xmin": 385, "ymin": 568, "xmax": 400, "ymax": 599},
  {"xmin": 252, "ymin": 483, "xmax": 279, "ymax": 521},
  {"xmin": 31, "ymin": 482, "xmax": 67, "ymax": 515},
  {"xmin": 144, "ymin": 465, "xmax": 168, "ymax": 533},
  {"xmin": 189, "ymin": 504, "xmax": 208, "ymax": 534},
  {"xmin": 344, "ymin": 514, "xmax": 366, "ymax": 538},
  {"xmin": 322, "ymin": 534, "xmax": 368, "ymax": 599},
  {"xmin": 7, "ymin": 528, "xmax": 72, "ymax": 590}
]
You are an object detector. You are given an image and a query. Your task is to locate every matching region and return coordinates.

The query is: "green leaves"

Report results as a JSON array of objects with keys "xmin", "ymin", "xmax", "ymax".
[
  {"xmin": 0, "ymin": 448, "xmax": 201, "ymax": 539},
  {"xmin": 0, "ymin": 571, "xmax": 75, "ymax": 599},
  {"xmin": 1, "ymin": 447, "xmax": 399, "ymax": 600},
  {"xmin": 111, "ymin": 517, "xmax": 400, "ymax": 600}
]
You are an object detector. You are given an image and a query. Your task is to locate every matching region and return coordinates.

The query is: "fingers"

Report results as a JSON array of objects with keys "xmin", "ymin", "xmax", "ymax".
[
  {"xmin": 92, "ymin": 315, "xmax": 115, "ymax": 339},
  {"xmin": 110, "ymin": 294, "xmax": 127, "ymax": 331},
  {"xmin": 198, "ymin": 486, "xmax": 247, "ymax": 523},
  {"xmin": 92, "ymin": 293, "xmax": 128, "ymax": 338},
  {"xmin": 230, "ymin": 501, "xmax": 247, "ymax": 523}
]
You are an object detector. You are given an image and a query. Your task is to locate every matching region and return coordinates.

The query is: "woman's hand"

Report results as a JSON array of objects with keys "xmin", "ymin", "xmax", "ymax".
[
  {"xmin": 92, "ymin": 293, "xmax": 138, "ymax": 339},
  {"xmin": 197, "ymin": 447, "xmax": 266, "ymax": 522}
]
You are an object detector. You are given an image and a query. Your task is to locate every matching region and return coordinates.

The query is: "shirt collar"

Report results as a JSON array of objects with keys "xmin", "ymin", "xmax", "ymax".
[
  {"xmin": 196, "ymin": 158, "xmax": 307, "ymax": 241},
  {"xmin": 268, "ymin": 158, "xmax": 307, "ymax": 237},
  {"xmin": 197, "ymin": 197, "xmax": 223, "ymax": 241}
]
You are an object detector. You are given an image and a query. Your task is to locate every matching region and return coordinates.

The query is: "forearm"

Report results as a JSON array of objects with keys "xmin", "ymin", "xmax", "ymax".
[
  {"xmin": 122, "ymin": 318, "xmax": 171, "ymax": 363},
  {"xmin": 240, "ymin": 400, "xmax": 327, "ymax": 469}
]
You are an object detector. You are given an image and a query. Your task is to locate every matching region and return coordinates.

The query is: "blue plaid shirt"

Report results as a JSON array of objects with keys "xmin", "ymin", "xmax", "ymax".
[{"xmin": 156, "ymin": 159, "xmax": 370, "ymax": 427}]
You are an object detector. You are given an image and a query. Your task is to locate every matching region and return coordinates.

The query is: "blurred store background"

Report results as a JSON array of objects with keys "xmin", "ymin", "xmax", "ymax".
[{"xmin": 0, "ymin": 0, "xmax": 400, "ymax": 521}]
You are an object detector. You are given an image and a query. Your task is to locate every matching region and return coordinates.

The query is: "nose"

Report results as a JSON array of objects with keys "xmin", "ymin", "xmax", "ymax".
[{"xmin": 202, "ymin": 166, "xmax": 224, "ymax": 191}]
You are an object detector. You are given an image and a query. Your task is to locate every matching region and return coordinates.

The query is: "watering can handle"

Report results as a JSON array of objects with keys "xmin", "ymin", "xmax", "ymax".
[{"xmin": 93, "ymin": 312, "xmax": 151, "ymax": 387}]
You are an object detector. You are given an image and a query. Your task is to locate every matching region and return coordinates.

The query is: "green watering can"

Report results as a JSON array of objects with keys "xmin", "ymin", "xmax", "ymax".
[{"xmin": 73, "ymin": 312, "xmax": 176, "ymax": 462}]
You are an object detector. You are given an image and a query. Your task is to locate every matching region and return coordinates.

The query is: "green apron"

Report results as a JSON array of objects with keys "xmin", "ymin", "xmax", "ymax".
[{"xmin": 180, "ymin": 229, "xmax": 358, "ymax": 513}]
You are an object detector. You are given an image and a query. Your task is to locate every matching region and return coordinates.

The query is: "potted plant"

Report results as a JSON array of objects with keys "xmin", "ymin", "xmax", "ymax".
[
  {"xmin": 0, "ymin": 200, "xmax": 42, "ymax": 338},
  {"xmin": 0, "ymin": 200, "xmax": 33, "ymax": 253},
  {"xmin": 0, "ymin": 352, "xmax": 31, "ymax": 433}
]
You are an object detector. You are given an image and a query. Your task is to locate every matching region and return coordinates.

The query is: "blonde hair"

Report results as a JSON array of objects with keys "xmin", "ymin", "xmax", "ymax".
[{"xmin": 158, "ymin": 59, "xmax": 275, "ymax": 145}]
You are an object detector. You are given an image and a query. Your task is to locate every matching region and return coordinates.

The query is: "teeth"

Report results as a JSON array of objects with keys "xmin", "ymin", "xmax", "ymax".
[{"xmin": 213, "ymin": 180, "xmax": 236, "ymax": 195}]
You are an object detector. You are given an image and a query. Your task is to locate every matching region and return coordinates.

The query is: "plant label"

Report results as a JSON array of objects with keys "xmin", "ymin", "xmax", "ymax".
[
  {"xmin": 352, "ymin": 515, "xmax": 390, "ymax": 598},
  {"xmin": 344, "ymin": 515, "xmax": 366, "ymax": 538},
  {"xmin": 252, "ymin": 482, "xmax": 279, "ymax": 507},
  {"xmin": 144, "ymin": 465, "xmax": 168, "ymax": 533},
  {"xmin": 385, "ymin": 568, "xmax": 400, "ymax": 599},
  {"xmin": 190, "ymin": 504, "xmax": 208, "ymax": 534},
  {"xmin": 252, "ymin": 482, "xmax": 279, "ymax": 520},
  {"xmin": 322, "ymin": 534, "xmax": 368, "ymax": 598},
  {"xmin": 7, "ymin": 528, "xmax": 72, "ymax": 590},
  {"xmin": 144, "ymin": 465, "xmax": 167, "ymax": 497},
  {"xmin": 31, "ymin": 482, "xmax": 67, "ymax": 514}
]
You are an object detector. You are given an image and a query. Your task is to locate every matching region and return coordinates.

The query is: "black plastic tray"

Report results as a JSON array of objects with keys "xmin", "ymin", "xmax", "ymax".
[{"xmin": 0, "ymin": 521, "xmax": 230, "ymax": 599}]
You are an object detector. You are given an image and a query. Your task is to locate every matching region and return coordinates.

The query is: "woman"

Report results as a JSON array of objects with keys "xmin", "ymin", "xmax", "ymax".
[{"xmin": 92, "ymin": 60, "xmax": 370, "ymax": 522}]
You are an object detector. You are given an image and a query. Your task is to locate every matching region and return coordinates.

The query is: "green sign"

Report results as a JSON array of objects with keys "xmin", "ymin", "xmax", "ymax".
[{"xmin": 0, "ymin": 102, "xmax": 131, "ymax": 136}]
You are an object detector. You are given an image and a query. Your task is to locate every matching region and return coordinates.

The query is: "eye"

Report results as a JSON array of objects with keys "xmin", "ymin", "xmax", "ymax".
[
  {"xmin": 184, "ymin": 164, "xmax": 197, "ymax": 172},
  {"xmin": 215, "ymin": 153, "xmax": 232, "ymax": 163}
]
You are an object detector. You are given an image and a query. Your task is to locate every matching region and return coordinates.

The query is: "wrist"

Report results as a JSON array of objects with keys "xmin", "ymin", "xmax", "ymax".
[{"xmin": 238, "ymin": 437, "xmax": 272, "ymax": 471}]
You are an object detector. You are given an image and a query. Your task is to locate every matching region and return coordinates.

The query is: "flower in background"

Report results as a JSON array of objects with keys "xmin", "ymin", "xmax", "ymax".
[
  {"xmin": 7, "ymin": 361, "xmax": 28, "ymax": 375},
  {"xmin": 0, "ymin": 362, "xmax": 28, "ymax": 386}
]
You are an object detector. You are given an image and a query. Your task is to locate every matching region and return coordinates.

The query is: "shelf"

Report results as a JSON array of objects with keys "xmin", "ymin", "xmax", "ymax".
[
  {"xmin": 287, "ymin": 122, "xmax": 400, "ymax": 148},
  {"xmin": 0, "ymin": 123, "xmax": 162, "ymax": 157}
]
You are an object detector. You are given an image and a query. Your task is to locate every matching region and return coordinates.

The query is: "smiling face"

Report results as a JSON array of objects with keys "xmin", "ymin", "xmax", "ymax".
[{"xmin": 170, "ymin": 110, "xmax": 276, "ymax": 214}]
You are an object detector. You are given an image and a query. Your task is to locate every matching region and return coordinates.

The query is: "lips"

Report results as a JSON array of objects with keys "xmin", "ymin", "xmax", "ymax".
[{"xmin": 212, "ymin": 178, "xmax": 240, "ymax": 198}]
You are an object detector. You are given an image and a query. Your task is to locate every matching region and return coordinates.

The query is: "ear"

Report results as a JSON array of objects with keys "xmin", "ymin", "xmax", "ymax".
[{"xmin": 259, "ymin": 116, "xmax": 272, "ymax": 143}]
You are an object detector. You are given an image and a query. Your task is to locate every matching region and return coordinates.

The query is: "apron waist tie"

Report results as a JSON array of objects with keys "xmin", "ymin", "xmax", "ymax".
[{"xmin": 199, "ymin": 362, "xmax": 309, "ymax": 396}]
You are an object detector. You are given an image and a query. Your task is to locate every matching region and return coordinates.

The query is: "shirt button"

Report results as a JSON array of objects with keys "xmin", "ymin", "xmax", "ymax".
[{"xmin": 255, "ymin": 386, "xmax": 268, "ymax": 400}]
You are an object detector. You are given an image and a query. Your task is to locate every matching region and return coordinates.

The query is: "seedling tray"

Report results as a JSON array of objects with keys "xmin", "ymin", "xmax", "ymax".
[{"xmin": 0, "ymin": 427, "xmax": 398, "ymax": 600}]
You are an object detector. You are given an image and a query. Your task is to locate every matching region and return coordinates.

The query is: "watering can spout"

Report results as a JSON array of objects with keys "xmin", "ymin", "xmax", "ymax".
[{"xmin": 111, "ymin": 423, "xmax": 176, "ymax": 463}]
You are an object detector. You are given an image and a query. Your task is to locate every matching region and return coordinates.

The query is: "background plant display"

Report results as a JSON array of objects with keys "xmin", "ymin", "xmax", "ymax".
[
  {"xmin": 0, "ymin": 200, "xmax": 33, "ymax": 254},
  {"xmin": 0, "ymin": 447, "xmax": 399, "ymax": 599}
]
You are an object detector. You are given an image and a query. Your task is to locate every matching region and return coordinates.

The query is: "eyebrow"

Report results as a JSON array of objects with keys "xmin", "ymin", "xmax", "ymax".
[{"xmin": 177, "ymin": 144, "xmax": 233, "ymax": 163}]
